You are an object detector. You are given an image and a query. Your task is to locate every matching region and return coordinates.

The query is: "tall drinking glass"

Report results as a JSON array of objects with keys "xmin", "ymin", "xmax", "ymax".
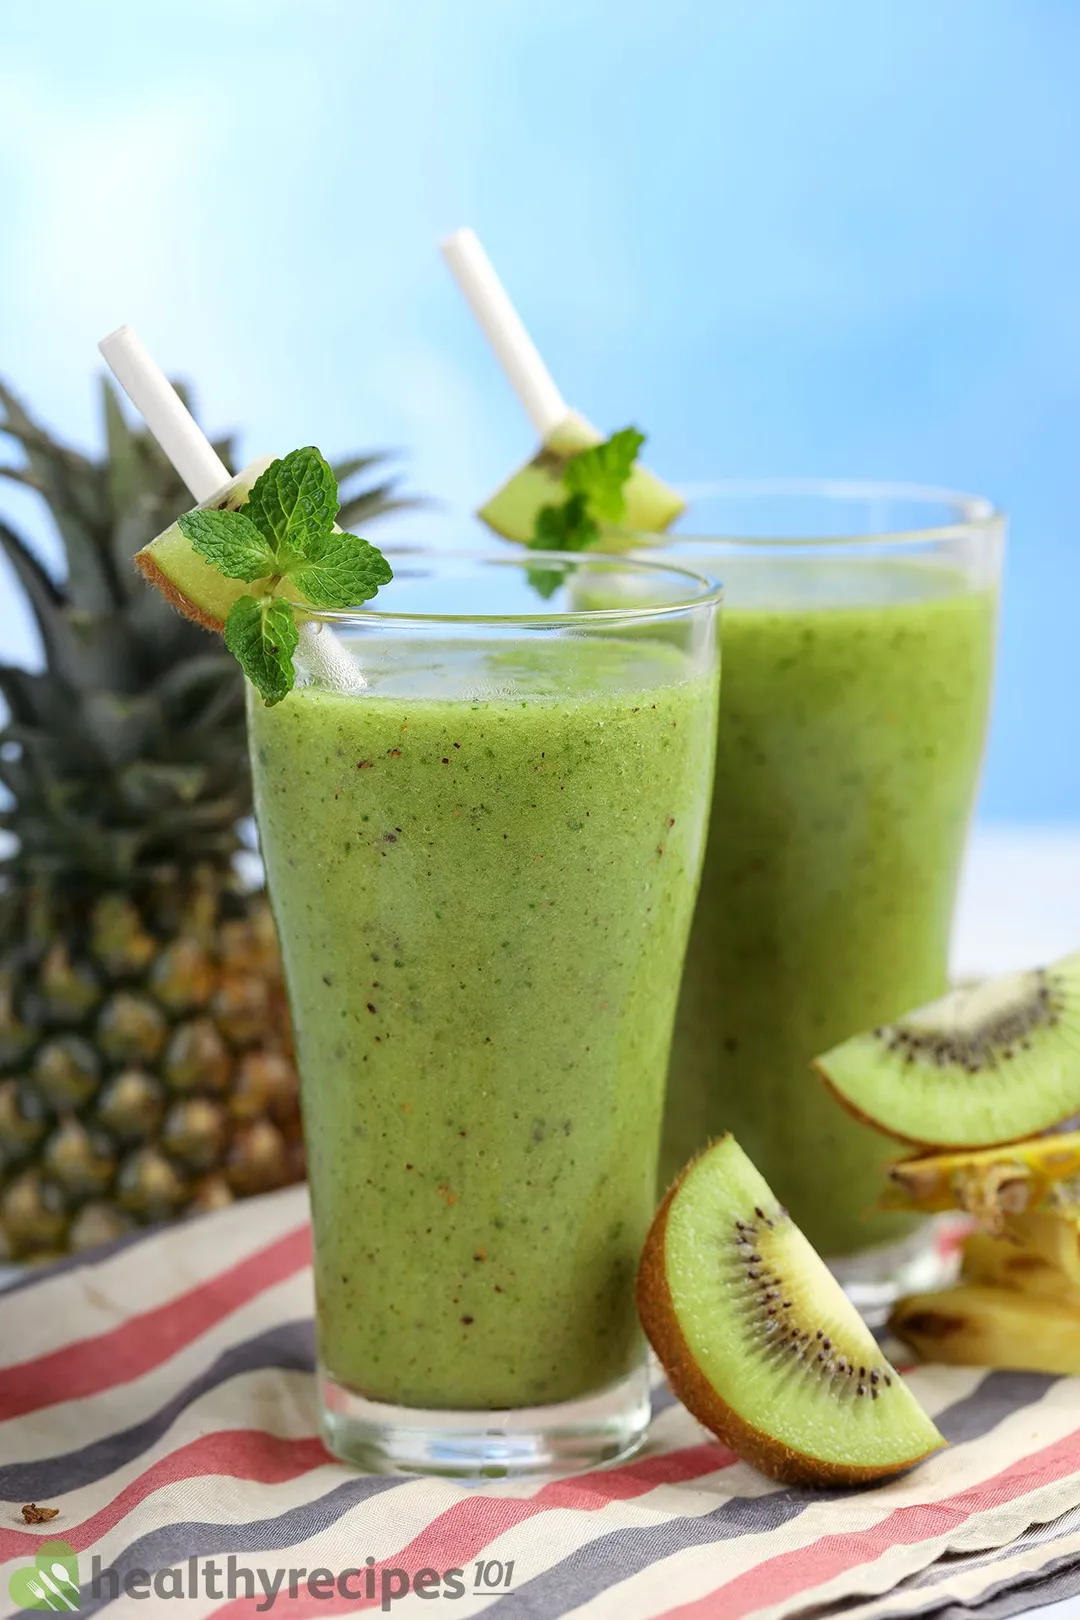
[
  {"xmin": 644, "ymin": 484, "xmax": 1003, "ymax": 1299},
  {"xmin": 246, "ymin": 549, "xmax": 722, "ymax": 1476}
]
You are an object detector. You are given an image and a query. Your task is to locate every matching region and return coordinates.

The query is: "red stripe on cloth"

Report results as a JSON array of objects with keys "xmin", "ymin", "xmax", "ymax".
[
  {"xmin": 0, "ymin": 1431, "xmax": 330, "ymax": 1563},
  {"xmin": 208, "ymin": 1442, "xmax": 736, "ymax": 1618},
  {"xmin": 656, "ymin": 1425, "xmax": 1080, "ymax": 1620},
  {"xmin": 0, "ymin": 1225, "xmax": 311, "ymax": 1422}
]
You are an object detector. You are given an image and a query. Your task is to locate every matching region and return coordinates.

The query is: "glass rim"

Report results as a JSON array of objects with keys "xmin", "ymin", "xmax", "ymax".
[
  {"xmin": 613, "ymin": 477, "xmax": 1004, "ymax": 549},
  {"xmin": 294, "ymin": 547, "xmax": 724, "ymax": 627}
]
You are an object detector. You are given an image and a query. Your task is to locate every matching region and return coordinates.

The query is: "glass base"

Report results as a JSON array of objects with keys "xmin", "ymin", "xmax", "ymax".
[
  {"xmin": 830, "ymin": 1216, "xmax": 960, "ymax": 1329},
  {"xmin": 319, "ymin": 1362, "xmax": 652, "ymax": 1480}
]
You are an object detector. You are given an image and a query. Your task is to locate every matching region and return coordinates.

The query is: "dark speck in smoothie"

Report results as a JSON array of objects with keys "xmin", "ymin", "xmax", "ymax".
[
  {"xmin": 323, "ymin": 974, "xmax": 333, "ymax": 986},
  {"xmin": 461, "ymin": 1315, "xmax": 474, "ymax": 1325},
  {"xmin": 367, "ymin": 1002, "xmax": 377, "ymax": 1014},
  {"xmin": 357, "ymin": 759, "xmax": 374, "ymax": 769}
]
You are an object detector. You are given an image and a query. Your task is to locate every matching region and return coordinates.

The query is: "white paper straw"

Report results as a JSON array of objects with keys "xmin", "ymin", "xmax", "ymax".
[
  {"xmin": 98, "ymin": 324, "xmax": 367, "ymax": 692},
  {"xmin": 98, "ymin": 326, "xmax": 230, "ymax": 503},
  {"xmin": 440, "ymin": 227, "xmax": 567, "ymax": 439}
]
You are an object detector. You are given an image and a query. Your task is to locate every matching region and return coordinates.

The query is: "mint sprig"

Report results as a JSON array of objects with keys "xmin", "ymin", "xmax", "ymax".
[
  {"xmin": 177, "ymin": 447, "xmax": 392, "ymax": 705},
  {"xmin": 527, "ymin": 427, "xmax": 645, "ymax": 596}
]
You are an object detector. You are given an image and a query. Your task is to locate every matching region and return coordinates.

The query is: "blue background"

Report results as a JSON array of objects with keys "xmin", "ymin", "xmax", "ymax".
[{"xmin": 1, "ymin": 0, "xmax": 1077, "ymax": 823}]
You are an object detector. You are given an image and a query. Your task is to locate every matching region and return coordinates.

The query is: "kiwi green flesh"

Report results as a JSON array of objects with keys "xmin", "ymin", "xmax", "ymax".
[
  {"xmin": 477, "ymin": 410, "xmax": 686, "ymax": 544},
  {"xmin": 134, "ymin": 456, "xmax": 313, "ymax": 632},
  {"xmin": 815, "ymin": 953, "xmax": 1080, "ymax": 1149},
  {"xmin": 642, "ymin": 1136, "xmax": 942, "ymax": 1481}
]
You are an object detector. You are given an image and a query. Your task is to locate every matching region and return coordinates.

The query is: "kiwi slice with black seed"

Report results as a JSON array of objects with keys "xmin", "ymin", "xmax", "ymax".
[
  {"xmin": 814, "ymin": 951, "xmax": 1080, "ymax": 1149},
  {"xmin": 638, "ymin": 1135, "xmax": 943, "ymax": 1486}
]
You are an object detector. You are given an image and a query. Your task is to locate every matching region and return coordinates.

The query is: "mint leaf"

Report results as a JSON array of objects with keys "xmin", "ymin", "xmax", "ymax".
[
  {"xmin": 178, "ymin": 507, "xmax": 277, "ymax": 581},
  {"xmin": 244, "ymin": 446, "xmax": 337, "ymax": 567},
  {"xmin": 563, "ymin": 426, "xmax": 645, "ymax": 522},
  {"xmin": 224, "ymin": 594, "xmax": 299, "ymax": 706},
  {"xmin": 289, "ymin": 530, "xmax": 394, "ymax": 609},
  {"xmin": 526, "ymin": 564, "xmax": 565, "ymax": 600},
  {"xmin": 531, "ymin": 492, "xmax": 601, "ymax": 554}
]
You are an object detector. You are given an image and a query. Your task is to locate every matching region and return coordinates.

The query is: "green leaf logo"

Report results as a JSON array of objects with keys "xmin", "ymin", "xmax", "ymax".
[{"xmin": 8, "ymin": 1538, "xmax": 80, "ymax": 1610}]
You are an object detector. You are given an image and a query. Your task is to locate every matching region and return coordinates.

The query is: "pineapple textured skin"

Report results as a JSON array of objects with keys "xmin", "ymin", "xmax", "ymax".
[{"xmin": 0, "ymin": 377, "xmax": 411, "ymax": 1259}]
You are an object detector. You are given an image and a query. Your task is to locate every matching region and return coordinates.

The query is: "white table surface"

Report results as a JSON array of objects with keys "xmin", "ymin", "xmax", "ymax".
[{"xmin": 952, "ymin": 826, "xmax": 1080, "ymax": 979}]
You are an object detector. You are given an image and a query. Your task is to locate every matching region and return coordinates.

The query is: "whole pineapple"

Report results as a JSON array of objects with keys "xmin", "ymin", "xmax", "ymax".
[{"xmin": 0, "ymin": 378, "xmax": 411, "ymax": 1260}]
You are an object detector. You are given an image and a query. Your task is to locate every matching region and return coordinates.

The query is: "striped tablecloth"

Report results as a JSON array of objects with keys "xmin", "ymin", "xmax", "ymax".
[{"xmin": 2, "ymin": 1186, "xmax": 1080, "ymax": 1620}]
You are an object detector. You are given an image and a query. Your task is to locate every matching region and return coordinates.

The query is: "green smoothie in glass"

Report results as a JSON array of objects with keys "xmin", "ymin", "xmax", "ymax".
[
  {"xmin": 652, "ymin": 485, "xmax": 1003, "ymax": 1267},
  {"xmin": 249, "ymin": 551, "xmax": 721, "ymax": 1472},
  {"xmin": 132, "ymin": 435, "xmax": 721, "ymax": 1477}
]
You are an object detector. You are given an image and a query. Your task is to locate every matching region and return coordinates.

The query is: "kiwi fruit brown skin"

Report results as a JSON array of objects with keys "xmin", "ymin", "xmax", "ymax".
[
  {"xmin": 134, "ymin": 550, "xmax": 225, "ymax": 634},
  {"xmin": 637, "ymin": 1143, "xmax": 944, "ymax": 1488}
]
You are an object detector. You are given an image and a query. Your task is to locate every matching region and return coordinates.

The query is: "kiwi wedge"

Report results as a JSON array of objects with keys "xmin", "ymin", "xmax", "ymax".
[
  {"xmin": 814, "ymin": 952, "xmax": 1080, "ymax": 1149},
  {"xmin": 891, "ymin": 1284, "xmax": 1080, "ymax": 1375},
  {"xmin": 477, "ymin": 410, "xmax": 685, "ymax": 544},
  {"xmin": 638, "ymin": 1136, "xmax": 944, "ymax": 1486},
  {"xmin": 134, "ymin": 456, "xmax": 278, "ymax": 632}
]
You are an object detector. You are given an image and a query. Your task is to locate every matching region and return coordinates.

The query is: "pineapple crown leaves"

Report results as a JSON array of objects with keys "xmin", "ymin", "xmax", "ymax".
[
  {"xmin": 178, "ymin": 447, "xmax": 394, "ymax": 706},
  {"xmin": 0, "ymin": 379, "xmax": 417, "ymax": 887}
]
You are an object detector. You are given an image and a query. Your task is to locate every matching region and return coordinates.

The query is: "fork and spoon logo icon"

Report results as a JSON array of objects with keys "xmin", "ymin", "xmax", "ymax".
[{"xmin": 8, "ymin": 1540, "xmax": 80, "ymax": 1611}]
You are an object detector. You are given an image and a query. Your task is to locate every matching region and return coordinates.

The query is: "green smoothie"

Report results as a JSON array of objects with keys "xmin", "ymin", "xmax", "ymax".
[
  {"xmin": 661, "ymin": 558, "xmax": 997, "ymax": 1256},
  {"xmin": 249, "ymin": 635, "xmax": 717, "ymax": 1410}
]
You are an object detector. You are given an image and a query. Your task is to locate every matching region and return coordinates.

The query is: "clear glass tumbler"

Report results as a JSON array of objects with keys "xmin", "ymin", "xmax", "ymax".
[
  {"xmin": 246, "ymin": 549, "xmax": 722, "ymax": 1477},
  {"xmin": 640, "ymin": 482, "xmax": 1004, "ymax": 1308}
]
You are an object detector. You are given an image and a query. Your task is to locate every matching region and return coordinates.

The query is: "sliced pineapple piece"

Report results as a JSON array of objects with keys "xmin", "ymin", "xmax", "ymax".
[
  {"xmin": 961, "ymin": 1228, "xmax": 1080, "ymax": 1305},
  {"xmin": 891, "ymin": 1283, "xmax": 1080, "ymax": 1374},
  {"xmin": 882, "ymin": 1133, "xmax": 1080, "ymax": 1231},
  {"xmin": 1006, "ymin": 1212, "xmax": 1080, "ymax": 1290}
]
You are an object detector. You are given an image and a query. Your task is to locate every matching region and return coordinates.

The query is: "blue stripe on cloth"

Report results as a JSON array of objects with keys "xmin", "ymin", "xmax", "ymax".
[
  {"xmin": 0, "ymin": 1320, "xmax": 315, "ymax": 1498},
  {"xmin": 13, "ymin": 1474, "xmax": 410, "ymax": 1618},
  {"xmin": 479, "ymin": 1371, "xmax": 1063, "ymax": 1620}
]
